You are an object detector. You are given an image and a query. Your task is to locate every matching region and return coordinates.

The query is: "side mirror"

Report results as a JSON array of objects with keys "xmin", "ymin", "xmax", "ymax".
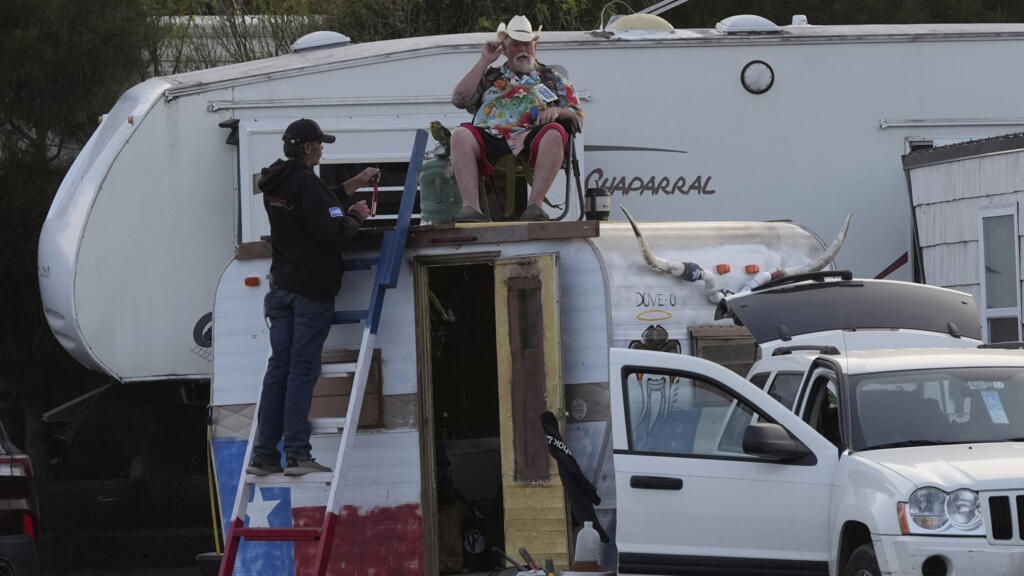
[{"xmin": 743, "ymin": 423, "xmax": 814, "ymax": 462}]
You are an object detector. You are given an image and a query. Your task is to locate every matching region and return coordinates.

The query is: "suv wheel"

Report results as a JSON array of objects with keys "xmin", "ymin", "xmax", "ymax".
[{"xmin": 843, "ymin": 543, "xmax": 880, "ymax": 576}]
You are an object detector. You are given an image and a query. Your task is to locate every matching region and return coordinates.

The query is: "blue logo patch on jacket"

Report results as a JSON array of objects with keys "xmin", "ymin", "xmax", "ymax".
[{"xmin": 329, "ymin": 207, "xmax": 343, "ymax": 218}]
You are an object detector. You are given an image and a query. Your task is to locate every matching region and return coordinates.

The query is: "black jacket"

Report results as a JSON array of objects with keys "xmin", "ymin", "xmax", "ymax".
[{"xmin": 258, "ymin": 159, "xmax": 364, "ymax": 303}]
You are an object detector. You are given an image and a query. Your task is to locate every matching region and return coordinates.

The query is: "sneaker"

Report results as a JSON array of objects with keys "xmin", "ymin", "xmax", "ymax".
[
  {"xmin": 245, "ymin": 459, "xmax": 284, "ymax": 476},
  {"xmin": 452, "ymin": 205, "xmax": 489, "ymax": 223},
  {"xmin": 284, "ymin": 455, "xmax": 332, "ymax": 476},
  {"xmin": 519, "ymin": 203, "xmax": 549, "ymax": 222}
]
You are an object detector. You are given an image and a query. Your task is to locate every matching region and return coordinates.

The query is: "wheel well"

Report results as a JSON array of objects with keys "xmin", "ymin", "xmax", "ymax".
[{"xmin": 838, "ymin": 521, "xmax": 871, "ymax": 570}]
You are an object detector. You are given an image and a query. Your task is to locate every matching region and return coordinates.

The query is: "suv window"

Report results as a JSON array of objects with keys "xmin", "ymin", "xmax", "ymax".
[
  {"xmin": 766, "ymin": 372, "xmax": 803, "ymax": 410},
  {"xmin": 802, "ymin": 374, "xmax": 841, "ymax": 447},
  {"xmin": 623, "ymin": 368, "xmax": 774, "ymax": 458},
  {"xmin": 849, "ymin": 367, "xmax": 1024, "ymax": 449}
]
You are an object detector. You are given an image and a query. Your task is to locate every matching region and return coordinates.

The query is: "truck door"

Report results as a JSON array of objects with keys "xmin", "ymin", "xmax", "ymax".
[{"xmin": 609, "ymin": 348, "xmax": 837, "ymax": 575}]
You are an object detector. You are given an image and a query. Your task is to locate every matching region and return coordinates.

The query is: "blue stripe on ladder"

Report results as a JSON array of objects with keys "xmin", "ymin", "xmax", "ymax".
[{"xmin": 365, "ymin": 129, "xmax": 428, "ymax": 334}]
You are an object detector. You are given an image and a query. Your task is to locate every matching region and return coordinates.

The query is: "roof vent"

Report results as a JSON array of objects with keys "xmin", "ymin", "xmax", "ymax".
[
  {"xmin": 715, "ymin": 14, "xmax": 781, "ymax": 34},
  {"xmin": 291, "ymin": 31, "xmax": 351, "ymax": 52},
  {"xmin": 608, "ymin": 13, "xmax": 674, "ymax": 32},
  {"xmin": 790, "ymin": 14, "xmax": 810, "ymax": 27},
  {"xmin": 604, "ymin": 13, "xmax": 677, "ymax": 39}
]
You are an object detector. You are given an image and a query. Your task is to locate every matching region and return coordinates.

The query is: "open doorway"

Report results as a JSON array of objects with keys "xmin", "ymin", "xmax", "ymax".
[{"xmin": 425, "ymin": 263, "xmax": 504, "ymax": 574}]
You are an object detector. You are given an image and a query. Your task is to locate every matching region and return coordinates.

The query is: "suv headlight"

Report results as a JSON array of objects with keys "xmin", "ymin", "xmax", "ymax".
[{"xmin": 899, "ymin": 487, "xmax": 983, "ymax": 535}]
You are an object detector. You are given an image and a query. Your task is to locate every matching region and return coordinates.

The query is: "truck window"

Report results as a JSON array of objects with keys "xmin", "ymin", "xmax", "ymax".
[
  {"xmin": 802, "ymin": 375, "xmax": 840, "ymax": 447},
  {"xmin": 622, "ymin": 368, "xmax": 773, "ymax": 458},
  {"xmin": 766, "ymin": 372, "xmax": 803, "ymax": 411},
  {"xmin": 749, "ymin": 373, "xmax": 769, "ymax": 388}
]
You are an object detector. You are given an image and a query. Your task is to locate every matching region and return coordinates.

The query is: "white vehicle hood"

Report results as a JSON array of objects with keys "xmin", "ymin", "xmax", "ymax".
[{"xmin": 860, "ymin": 443, "xmax": 1024, "ymax": 491}]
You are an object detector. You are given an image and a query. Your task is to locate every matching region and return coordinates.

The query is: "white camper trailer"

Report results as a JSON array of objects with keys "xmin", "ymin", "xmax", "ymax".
[
  {"xmin": 34, "ymin": 14, "xmax": 1024, "ymax": 576},
  {"xmin": 38, "ymin": 18, "xmax": 1024, "ymax": 384}
]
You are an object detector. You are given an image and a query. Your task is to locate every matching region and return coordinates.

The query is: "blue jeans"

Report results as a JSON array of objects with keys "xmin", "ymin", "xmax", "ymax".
[{"xmin": 252, "ymin": 288, "xmax": 334, "ymax": 463}]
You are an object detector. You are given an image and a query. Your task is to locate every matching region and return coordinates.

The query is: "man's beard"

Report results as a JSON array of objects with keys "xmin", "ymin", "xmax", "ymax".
[{"xmin": 508, "ymin": 54, "xmax": 536, "ymax": 74}]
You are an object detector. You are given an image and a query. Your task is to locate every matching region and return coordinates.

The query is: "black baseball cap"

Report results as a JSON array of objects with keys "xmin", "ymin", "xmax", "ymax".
[{"xmin": 283, "ymin": 118, "xmax": 336, "ymax": 145}]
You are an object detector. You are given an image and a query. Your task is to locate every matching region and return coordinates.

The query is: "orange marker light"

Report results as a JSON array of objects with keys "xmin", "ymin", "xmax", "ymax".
[
  {"xmin": 745, "ymin": 264, "xmax": 760, "ymax": 274},
  {"xmin": 716, "ymin": 264, "xmax": 731, "ymax": 275},
  {"xmin": 897, "ymin": 502, "xmax": 911, "ymax": 535},
  {"xmin": 244, "ymin": 277, "xmax": 261, "ymax": 287}
]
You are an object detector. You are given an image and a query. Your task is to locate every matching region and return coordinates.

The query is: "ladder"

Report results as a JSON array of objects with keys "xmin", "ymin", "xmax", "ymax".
[{"xmin": 219, "ymin": 129, "xmax": 428, "ymax": 576}]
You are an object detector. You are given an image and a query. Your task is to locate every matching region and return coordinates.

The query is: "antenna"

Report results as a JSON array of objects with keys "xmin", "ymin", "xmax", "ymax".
[{"xmin": 638, "ymin": 0, "xmax": 691, "ymax": 15}]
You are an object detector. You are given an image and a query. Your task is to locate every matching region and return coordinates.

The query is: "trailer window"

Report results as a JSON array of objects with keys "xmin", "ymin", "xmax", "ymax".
[{"xmin": 320, "ymin": 161, "xmax": 420, "ymax": 225}]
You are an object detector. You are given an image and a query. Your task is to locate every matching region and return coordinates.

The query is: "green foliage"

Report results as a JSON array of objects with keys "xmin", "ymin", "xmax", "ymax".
[{"xmin": 0, "ymin": 0, "xmax": 154, "ymax": 409}]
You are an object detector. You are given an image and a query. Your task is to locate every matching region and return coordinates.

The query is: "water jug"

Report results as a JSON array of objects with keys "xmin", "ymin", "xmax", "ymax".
[
  {"xmin": 418, "ymin": 154, "xmax": 462, "ymax": 224},
  {"xmin": 572, "ymin": 521, "xmax": 601, "ymax": 571}
]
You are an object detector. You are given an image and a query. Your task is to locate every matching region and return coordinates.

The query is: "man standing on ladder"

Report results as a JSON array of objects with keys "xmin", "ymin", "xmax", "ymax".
[{"xmin": 247, "ymin": 118, "xmax": 378, "ymax": 477}]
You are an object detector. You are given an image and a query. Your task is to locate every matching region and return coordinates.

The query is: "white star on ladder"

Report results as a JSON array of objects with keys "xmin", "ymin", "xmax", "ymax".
[{"xmin": 245, "ymin": 487, "xmax": 281, "ymax": 528}]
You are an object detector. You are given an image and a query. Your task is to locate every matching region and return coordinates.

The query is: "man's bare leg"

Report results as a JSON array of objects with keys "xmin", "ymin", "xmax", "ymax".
[
  {"xmin": 450, "ymin": 126, "xmax": 483, "ymax": 210},
  {"xmin": 527, "ymin": 129, "xmax": 565, "ymax": 206}
]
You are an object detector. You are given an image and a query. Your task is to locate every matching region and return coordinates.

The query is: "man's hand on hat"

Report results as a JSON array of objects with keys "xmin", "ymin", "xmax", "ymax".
[
  {"xmin": 481, "ymin": 41, "xmax": 504, "ymax": 64},
  {"xmin": 349, "ymin": 200, "xmax": 371, "ymax": 220}
]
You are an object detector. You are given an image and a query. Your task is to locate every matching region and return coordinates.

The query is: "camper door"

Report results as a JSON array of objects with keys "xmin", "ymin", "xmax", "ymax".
[{"xmin": 494, "ymin": 254, "xmax": 570, "ymax": 566}]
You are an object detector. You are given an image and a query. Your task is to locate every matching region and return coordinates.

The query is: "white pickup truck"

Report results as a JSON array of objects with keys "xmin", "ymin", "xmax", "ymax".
[{"xmin": 608, "ymin": 274, "xmax": 1024, "ymax": 576}]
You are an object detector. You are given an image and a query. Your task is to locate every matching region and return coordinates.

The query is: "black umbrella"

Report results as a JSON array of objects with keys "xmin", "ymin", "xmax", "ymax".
[{"xmin": 541, "ymin": 411, "xmax": 609, "ymax": 542}]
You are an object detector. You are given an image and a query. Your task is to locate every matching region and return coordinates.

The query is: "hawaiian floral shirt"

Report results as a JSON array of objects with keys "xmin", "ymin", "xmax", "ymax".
[{"xmin": 471, "ymin": 63, "xmax": 584, "ymax": 143}]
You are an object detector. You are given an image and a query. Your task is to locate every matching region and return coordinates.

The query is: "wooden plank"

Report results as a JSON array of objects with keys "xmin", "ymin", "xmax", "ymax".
[
  {"xmin": 507, "ymin": 275, "xmax": 549, "ymax": 482},
  {"xmin": 409, "ymin": 220, "xmax": 599, "ymax": 247},
  {"xmin": 310, "ymin": 348, "xmax": 382, "ymax": 427}
]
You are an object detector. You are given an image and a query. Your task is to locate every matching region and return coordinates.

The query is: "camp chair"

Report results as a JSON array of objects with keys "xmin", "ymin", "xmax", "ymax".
[{"xmin": 479, "ymin": 117, "xmax": 583, "ymax": 222}]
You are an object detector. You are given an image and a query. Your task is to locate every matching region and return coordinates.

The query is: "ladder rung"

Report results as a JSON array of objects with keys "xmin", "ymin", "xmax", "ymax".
[
  {"xmin": 234, "ymin": 526, "xmax": 322, "ymax": 542},
  {"xmin": 333, "ymin": 310, "xmax": 367, "ymax": 324},
  {"xmin": 244, "ymin": 472, "xmax": 334, "ymax": 486},
  {"xmin": 343, "ymin": 256, "xmax": 378, "ymax": 271},
  {"xmin": 310, "ymin": 417, "xmax": 347, "ymax": 433},
  {"xmin": 321, "ymin": 362, "xmax": 356, "ymax": 377}
]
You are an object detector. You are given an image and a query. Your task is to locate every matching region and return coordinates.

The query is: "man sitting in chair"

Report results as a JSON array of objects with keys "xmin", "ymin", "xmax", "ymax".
[{"xmin": 450, "ymin": 15, "xmax": 584, "ymax": 222}]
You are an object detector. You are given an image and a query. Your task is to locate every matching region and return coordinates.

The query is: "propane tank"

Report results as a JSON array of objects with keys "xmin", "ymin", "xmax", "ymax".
[{"xmin": 418, "ymin": 151, "xmax": 462, "ymax": 224}]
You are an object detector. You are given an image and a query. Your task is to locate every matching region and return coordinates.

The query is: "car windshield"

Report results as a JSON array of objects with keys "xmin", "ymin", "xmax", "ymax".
[{"xmin": 849, "ymin": 367, "xmax": 1024, "ymax": 450}]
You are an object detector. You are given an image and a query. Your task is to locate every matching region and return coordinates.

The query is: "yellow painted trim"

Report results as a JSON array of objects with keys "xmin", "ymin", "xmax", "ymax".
[{"xmin": 494, "ymin": 254, "xmax": 569, "ymax": 567}]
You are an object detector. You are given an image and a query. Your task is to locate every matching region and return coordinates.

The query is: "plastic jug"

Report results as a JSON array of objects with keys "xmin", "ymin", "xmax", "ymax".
[{"xmin": 572, "ymin": 521, "xmax": 601, "ymax": 571}]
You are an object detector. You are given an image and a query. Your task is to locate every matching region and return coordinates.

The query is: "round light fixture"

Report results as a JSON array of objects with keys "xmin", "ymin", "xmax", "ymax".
[{"xmin": 741, "ymin": 60, "xmax": 774, "ymax": 94}]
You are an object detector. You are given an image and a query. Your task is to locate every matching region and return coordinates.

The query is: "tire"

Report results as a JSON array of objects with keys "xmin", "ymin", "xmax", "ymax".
[{"xmin": 843, "ymin": 543, "xmax": 881, "ymax": 576}]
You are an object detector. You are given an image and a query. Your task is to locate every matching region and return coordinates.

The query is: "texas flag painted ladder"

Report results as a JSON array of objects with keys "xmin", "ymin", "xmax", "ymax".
[{"xmin": 219, "ymin": 130, "xmax": 428, "ymax": 576}]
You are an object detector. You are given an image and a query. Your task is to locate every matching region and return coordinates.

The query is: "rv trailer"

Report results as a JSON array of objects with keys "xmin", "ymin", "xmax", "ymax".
[
  {"xmin": 38, "ymin": 17, "xmax": 1024, "ymax": 383},
  {"xmin": 35, "ymin": 13, "xmax": 1022, "ymax": 575}
]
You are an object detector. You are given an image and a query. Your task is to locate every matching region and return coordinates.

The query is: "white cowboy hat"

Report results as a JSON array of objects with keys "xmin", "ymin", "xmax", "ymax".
[{"xmin": 497, "ymin": 15, "xmax": 542, "ymax": 42}]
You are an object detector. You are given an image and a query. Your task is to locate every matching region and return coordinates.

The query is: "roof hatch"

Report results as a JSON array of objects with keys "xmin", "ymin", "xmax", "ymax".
[
  {"xmin": 715, "ymin": 14, "xmax": 782, "ymax": 34},
  {"xmin": 291, "ymin": 31, "xmax": 350, "ymax": 52}
]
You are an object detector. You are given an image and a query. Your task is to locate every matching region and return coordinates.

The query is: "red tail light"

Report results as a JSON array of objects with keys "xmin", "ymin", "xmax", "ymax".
[
  {"xmin": 22, "ymin": 513, "xmax": 34, "ymax": 539},
  {"xmin": 0, "ymin": 455, "xmax": 32, "ymax": 478}
]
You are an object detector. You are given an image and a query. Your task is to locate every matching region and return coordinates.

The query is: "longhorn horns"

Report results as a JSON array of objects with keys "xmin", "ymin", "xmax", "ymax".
[{"xmin": 622, "ymin": 207, "xmax": 852, "ymax": 303}]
